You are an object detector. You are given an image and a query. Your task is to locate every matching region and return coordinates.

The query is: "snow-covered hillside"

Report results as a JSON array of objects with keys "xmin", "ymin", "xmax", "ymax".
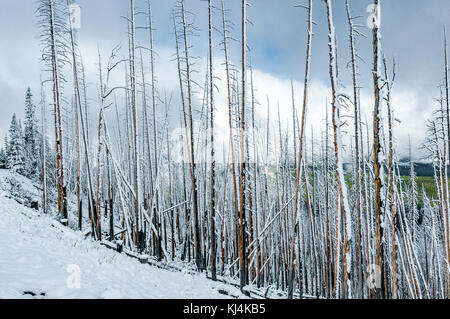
[{"xmin": 0, "ymin": 169, "xmax": 244, "ymax": 299}]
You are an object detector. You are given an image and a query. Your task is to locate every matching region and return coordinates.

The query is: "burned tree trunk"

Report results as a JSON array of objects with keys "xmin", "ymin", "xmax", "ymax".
[
  {"xmin": 325, "ymin": 0, "xmax": 352, "ymax": 298},
  {"xmin": 239, "ymin": 0, "xmax": 248, "ymax": 291},
  {"xmin": 288, "ymin": 0, "xmax": 313, "ymax": 300},
  {"xmin": 207, "ymin": 0, "xmax": 217, "ymax": 281},
  {"xmin": 371, "ymin": 0, "xmax": 386, "ymax": 299}
]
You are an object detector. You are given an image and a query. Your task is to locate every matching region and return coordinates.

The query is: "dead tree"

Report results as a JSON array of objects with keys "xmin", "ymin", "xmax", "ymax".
[
  {"xmin": 66, "ymin": 0, "xmax": 85, "ymax": 231},
  {"xmin": 325, "ymin": 0, "xmax": 352, "ymax": 298},
  {"xmin": 383, "ymin": 57, "xmax": 397, "ymax": 298},
  {"xmin": 147, "ymin": 0, "xmax": 159, "ymax": 209},
  {"xmin": 288, "ymin": 0, "xmax": 313, "ymax": 300},
  {"xmin": 220, "ymin": 0, "xmax": 240, "ymax": 270},
  {"xmin": 207, "ymin": 0, "xmax": 217, "ymax": 281},
  {"xmin": 345, "ymin": 0, "xmax": 363, "ymax": 296},
  {"xmin": 130, "ymin": 0, "xmax": 143, "ymax": 249},
  {"xmin": 173, "ymin": 0, "xmax": 204, "ymax": 270},
  {"xmin": 39, "ymin": 77, "xmax": 47, "ymax": 215},
  {"xmin": 443, "ymin": 28, "xmax": 450, "ymax": 296},
  {"xmin": 37, "ymin": 0, "xmax": 66, "ymax": 220},
  {"xmin": 371, "ymin": 0, "xmax": 386, "ymax": 299},
  {"xmin": 238, "ymin": 0, "xmax": 248, "ymax": 291}
]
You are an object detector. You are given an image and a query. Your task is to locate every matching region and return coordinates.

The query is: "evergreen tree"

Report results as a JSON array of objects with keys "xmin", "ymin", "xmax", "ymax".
[
  {"xmin": 24, "ymin": 87, "xmax": 39, "ymax": 178},
  {"xmin": 4, "ymin": 133, "xmax": 9, "ymax": 168},
  {"xmin": 0, "ymin": 147, "xmax": 6, "ymax": 169},
  {"xmin": 6, "ymin": 114, "xmax": 25, "ymax": 174}
]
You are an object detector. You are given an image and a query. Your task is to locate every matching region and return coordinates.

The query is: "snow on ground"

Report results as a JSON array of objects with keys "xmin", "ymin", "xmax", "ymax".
[
  {"xmin": 0, "ymin": 171, "xmax": 244, "ymax": 299},
  {"xmin": 0, "ymin": 169, "xmax": 41, "ymax": 206}
]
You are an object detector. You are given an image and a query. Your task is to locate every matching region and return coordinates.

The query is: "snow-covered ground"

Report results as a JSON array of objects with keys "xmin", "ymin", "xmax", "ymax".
[{"xmin": 0, "ymin": 170, "xmax": 244, "ymax": 299}]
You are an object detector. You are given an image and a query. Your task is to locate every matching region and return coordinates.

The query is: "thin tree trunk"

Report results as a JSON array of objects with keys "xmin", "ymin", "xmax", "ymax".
[
  {"xmin": 207, "ymin": 0, "xmax": 217, "ymax": 281},
  {"xmin": 239, "ymin": 0, "xmax": 248, "ymax": 291},
  {"xmin": 371, "ymin": 0, "xmax": 386, "ymax": 299},
  {"xmin": 288, "ymin": 0, "xmax": 313, "ymax": 299},
  {"xmin": 325, "ymin": 0, "xmax": 352, "ymax": 298},
  {"xmin": 346, "ymin": 0, "xmax": 362, "ymax": 297},
  {"xmin": 383, "ymin": 57, "xmax": 397, "ymax": 298}
]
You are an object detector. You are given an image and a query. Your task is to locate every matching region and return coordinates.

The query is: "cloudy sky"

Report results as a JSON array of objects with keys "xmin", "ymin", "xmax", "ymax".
[{"xmin": 1, "ymin": 0, "xmax": 449, "ymax": 159}]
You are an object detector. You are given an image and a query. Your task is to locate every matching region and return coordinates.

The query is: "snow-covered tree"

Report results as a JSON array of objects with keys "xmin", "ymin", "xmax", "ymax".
[
  {"xmin": 6, "ymin": 114, "xmax": 25, "ymax": 174},
  {"xmin": 0, "ymin": 147, "xmax": 6, "ymax": 169},
  {"xmin": 3, "ymin": 133, "xmax": 9, "ymax": 168},
  {"xmin": 24, "ymin": 87, "xmax": 39, "ymax": 179}
]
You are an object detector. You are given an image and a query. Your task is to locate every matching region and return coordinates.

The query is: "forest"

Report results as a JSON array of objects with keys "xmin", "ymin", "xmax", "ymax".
[{"xmin": 1, "ymin": 0, "xmax": 450, "ymax": 300}]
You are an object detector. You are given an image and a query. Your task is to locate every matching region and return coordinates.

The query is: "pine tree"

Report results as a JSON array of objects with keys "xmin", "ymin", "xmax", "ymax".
[
  {"xmin": 0, "ymin": 147, "xmax": 6, "ymax": 169},
  {"xmin": 3, "ymin": 133, "xmax": 9, "ymax": 168},
  {"xmin": 7, "ymin": 114, "xmax": 25, "ymax": 174},
  {"xmin": 24, "ymin": 87, "xmax": 39, "ymax": 179}
]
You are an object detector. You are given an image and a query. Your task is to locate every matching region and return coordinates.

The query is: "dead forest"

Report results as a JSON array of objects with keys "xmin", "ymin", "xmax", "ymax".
[{"xmin": 22, "ymin": 0, "xmax": 450, "ymax": 299}]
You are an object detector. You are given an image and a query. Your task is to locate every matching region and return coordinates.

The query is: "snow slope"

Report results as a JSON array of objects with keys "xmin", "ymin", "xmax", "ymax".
[
  {"xmin": 0, "ymin": 169, "xmax": 41, "ymax": 207},
  {"xmin": 0, "ymin": 170, "xmax": 244, "ymax": 299}
]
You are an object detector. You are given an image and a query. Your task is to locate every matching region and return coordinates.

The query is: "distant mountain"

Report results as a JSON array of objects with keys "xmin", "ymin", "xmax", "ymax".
[
  {"xmin": 398, "ymin": 159, "xmax": 436, "ymax": 177},
  {"xmin": 343, "ymin": 161, "xmax": 437, "ymax": 177}
]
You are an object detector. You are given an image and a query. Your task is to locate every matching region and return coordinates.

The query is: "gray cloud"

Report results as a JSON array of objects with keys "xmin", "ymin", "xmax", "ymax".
[{"xmin": 0, "ymin": 0, "xmax": 448, "ymax": 158}]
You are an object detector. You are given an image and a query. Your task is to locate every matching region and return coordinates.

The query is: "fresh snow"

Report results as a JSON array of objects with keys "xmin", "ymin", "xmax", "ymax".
[{"xmin": 0, "ymin": 170, "xmax": 244, "ymax": 299}]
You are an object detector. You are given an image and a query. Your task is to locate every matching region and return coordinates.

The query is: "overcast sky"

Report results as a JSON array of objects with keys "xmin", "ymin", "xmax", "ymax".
[{"xmin": 1, "ymin": 0, "xmax": 449, "ymax": 159}]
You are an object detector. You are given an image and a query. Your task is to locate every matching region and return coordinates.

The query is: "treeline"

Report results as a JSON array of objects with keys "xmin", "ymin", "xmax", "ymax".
[
  {"xmin": 1, "ymin": 88, "xmax": 54, "ymax": 184},
  {"xmin": 397, "ymin": 161, "xmax": 439, "ymax": 177}
]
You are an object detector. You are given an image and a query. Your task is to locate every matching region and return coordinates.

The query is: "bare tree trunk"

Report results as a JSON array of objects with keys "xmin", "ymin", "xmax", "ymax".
[
  {"xmin": 75, "ymin": 57, "xmax": 96, "ymax": 238},
  {"xmin": 147, "ymin": 0, "xmax": 159, "ymax": 213},
  {"xmin": 325, "ymin": 0, "xmax": 352, "ymax": 298},
  {"xmin": 48, "ymin": 0, "xmax": 65, "ymax": 220},
  {"xmin": 383, "ymin": 57, "xmax": 397, "ymax": 298},
  {"xmin": 444, "ymin": 28, "xmax": 450, "ymax": 297},
  {"xmin": 221, "ymin": 0, "xmax": 240, "ymax": 273},
  {"xmin": 207, "ymin": 0, "xmax": 217, "ymax": 281},
  {"xmin": 95, "ymin": 47, "xmax": 105, "ymax": 241},
  {"xmin": 174, "ymin": 1, "xmax": 203, "ymax": 270},
  {"xmin": 40, "ymin": 77, "xmax": 47, "ymax": 215},
  {"xmin": 346, "ymin": 0, "xmax": 362, "ymax": 297},
  {"xmin": 371, "ymin": 0, "xmax": 385, "ymax": 299},
  {"xmin": 107, "ymin": 149, "xmax": 114, "ymax": 241},
  {"xmin": 239, "ymin": 0, "xmax": 248, "ymax": 291},
  {"xmin": 288, "ymin": 0, "xmax": 313, "ymax": 300},
  {"xmin": 66, "ymin": 0, "xmax": 83, "ymax": 231},
  {"xmin": 130, "ymin": 0, "xmax": 142, "ymax": 249},
  {"xmin": 250, "ymin": 65, "xmax": 260, "ymax": 288}
]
